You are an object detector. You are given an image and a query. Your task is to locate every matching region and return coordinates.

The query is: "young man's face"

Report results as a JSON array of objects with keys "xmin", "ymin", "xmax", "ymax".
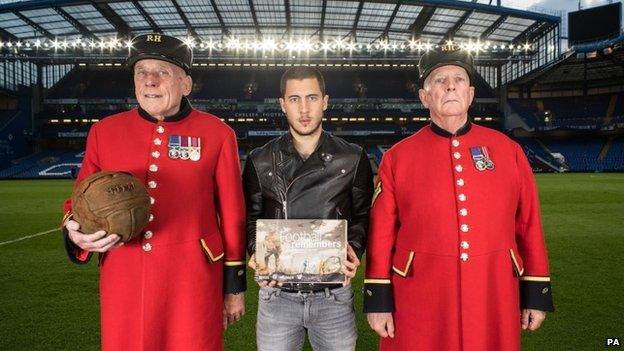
[
  {"xmin": 418, "ymin": 64, "xmax": 474, "ymax": 122},
  {"xmin": 134, "ymin": 59, "xmax": 192, "ymax": 119},
  {"xmin": 279, "ymin": 77, "xmax": 328, "ymax": 137}
]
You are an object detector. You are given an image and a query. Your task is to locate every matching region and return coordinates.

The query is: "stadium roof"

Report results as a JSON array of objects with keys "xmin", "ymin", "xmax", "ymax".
[
  {"xmin": 0, "ymin": 0, "xmax": 559, "ymax": 62},
  {"xmin": 508, "ymin": 39, "xmax": 624, "ymax": 87}
]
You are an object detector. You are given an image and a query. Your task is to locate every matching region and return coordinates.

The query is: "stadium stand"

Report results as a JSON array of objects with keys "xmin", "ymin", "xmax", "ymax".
[
  {"xmin": 0, "ymin": 150, "xmax": 82, "ymax": 179},
  {"xmin": 0, "ymin": 0, "xmax": 621, "ymax": 178}
]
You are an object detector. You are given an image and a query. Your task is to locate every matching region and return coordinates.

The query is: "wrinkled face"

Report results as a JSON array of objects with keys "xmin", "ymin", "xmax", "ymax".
[
  {"xmin": 279, "ymin": 78, "xmax": 328, "ymax": 137},
  {"xmin": 134, "ymin": 59, "xmax": 192, "ymax": 120},
  {"xmin": 419, "ymin": 65, "xmax": 474, "ymax": 121}
]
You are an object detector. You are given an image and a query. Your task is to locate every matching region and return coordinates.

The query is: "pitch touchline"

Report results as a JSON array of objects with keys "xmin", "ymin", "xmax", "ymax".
[{"xmin": 0, "ymin": 228, "xmax": 58, "ymax": 246}]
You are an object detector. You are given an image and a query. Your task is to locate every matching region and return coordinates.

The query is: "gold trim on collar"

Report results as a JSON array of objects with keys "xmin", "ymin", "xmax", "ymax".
[
  {"xmin": 364, "ymin": 279, "xmax": 391, "ymax": 284},
  {"xmin": 371, "ymin": 181, "xmax": 382, "ymax": 205},
  {"xmin": 509, "ymin": 249, "xmax": 524, "ymax": 276},
  {"xmin": 392, "ymin": 251, "xmax": 415, "ymax": 277},
  {"xmin": 520, "ymin": 276, "xmax": 551, "ymax": 282},
  {"xmin": 200, "ymin": 238, "xmax": 224, "ymax": 262}
]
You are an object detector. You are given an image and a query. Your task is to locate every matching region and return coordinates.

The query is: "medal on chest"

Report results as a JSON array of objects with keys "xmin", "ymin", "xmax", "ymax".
[
  {"xmin": 168, "ymin": 135, "xmax": 201, "ymax": 161},
  {"xmin": 470, "ymin": 146, "xmax": 495, "ymax": 171}
]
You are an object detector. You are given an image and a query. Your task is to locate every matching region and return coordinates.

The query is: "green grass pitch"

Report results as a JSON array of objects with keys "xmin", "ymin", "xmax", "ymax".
[{"xmin": 1, "ymin": 173, "xmax": 623, "ymax": 350}]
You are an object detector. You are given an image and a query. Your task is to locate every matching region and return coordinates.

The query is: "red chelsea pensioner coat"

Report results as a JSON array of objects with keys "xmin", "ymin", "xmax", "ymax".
[
  {"xmin": 62, "ymin": 101, "xmax": 247, "ymax": 351},
  {"xmin": 364, "ymin": 122, "xmax": 554, "ymax": 351}
]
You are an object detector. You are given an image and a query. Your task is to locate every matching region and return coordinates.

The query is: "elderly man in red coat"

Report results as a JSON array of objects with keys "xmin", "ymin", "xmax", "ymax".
[
  {"xmin": 364, "ymin": 48, "xmax": 554, "ymax": 351},
  {"xmin": 60, "ymin": 34, "xmax": 247, "ymax": 350}
]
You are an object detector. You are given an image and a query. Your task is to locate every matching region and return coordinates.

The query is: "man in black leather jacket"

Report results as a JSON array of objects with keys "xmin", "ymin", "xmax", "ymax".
[{"xmin": 243, "ymin": 66, "xmax": 374, "ymax": 351}]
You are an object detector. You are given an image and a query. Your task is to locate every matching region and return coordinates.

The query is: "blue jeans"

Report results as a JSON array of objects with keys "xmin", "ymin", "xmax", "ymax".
[{"xmin": 256, "ymin": 285, "xmax": 357, "ymax": 351}]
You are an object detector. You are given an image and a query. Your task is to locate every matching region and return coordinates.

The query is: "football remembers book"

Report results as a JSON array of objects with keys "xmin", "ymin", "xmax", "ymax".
[{"xmin": 255, "ymin": 219, "xmax": 347, "ymax": 284}]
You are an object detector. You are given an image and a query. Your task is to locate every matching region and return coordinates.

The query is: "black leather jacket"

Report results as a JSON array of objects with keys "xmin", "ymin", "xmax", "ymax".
[{"xmin": 243, "ymin": 131, "xmax": 374, "ymax": 258}]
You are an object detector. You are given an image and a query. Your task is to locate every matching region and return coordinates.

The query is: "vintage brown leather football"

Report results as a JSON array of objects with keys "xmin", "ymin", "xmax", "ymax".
[{"xmin": 71, "ymin": 171, "xmax": 151, "ymax": 242}]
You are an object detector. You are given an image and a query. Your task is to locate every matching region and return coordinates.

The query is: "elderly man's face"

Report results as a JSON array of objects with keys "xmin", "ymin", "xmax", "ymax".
[
  {"xmin": 419, "ymin": 65, "xmax": 474, "ymax": 121},
  {"xmin": 279, "ymin": 77, "xmax": 328, "ymax": 137},
  {"xmin": 134, "ymin": 59, "xmax": 192, "ymax": 120}
]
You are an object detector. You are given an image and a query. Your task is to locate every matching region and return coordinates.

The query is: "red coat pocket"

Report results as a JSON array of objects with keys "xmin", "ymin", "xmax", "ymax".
[
  {"xmin": 200, "ymin": 234, "xmax": 224, "ymax": 263},
  {"xmin": 392, "ymin": 247, "xmax": 415, "ymax": 277},
  {"xmin": 509, "ymin": 248, "xmax": 524, "ymax": 276}
]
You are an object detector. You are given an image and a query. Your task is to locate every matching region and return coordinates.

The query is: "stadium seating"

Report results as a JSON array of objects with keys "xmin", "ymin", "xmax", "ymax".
[
  {"xmin": 509, "ymin": 93, "xmax": 624, "ymax": 130},
  {"xmin": 0, "ymin": 150, "xmax": 78, "ymax": 178},
  {"xmin": 542, "ymin": 139, "xmax": 603, "ymax": 171},
  {"xmin": 600, "ymin": 137, "xmax": 624, "ymax": 171},
  {"xmin": 46, "ymin": 67, "xmax": 497, "ymax": 102},
  {"xmin": 46, "ymin": 68, "xmax": 133, "ymax": 100}
]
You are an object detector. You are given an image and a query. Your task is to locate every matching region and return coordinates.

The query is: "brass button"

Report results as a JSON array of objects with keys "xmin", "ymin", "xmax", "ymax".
[
  {"xmin": 460, "ymin": 241, "xmax": 469, "ymax": 249},
  {"xmin": 460, "ymin": 224, "xmax": 469, "ymax": 233},
  {"xmin": 459, "ymin": 208, "xmax": 468, "ymax": 216},
  {"xmin": 144, "ymin": 231, "xmax": 153, "ymax": 239},
  {"xmin": 152, "ymin": 151, "xmax": 160, "ymax": 158},
  {"xmin": 156, "ymin": 126, "xmax": 165, "ymax": 134},
  {"xmin": 455, "ymin": 165, "xmax": 463, "ymax": 172},
  {"xmin": 149, "ymin": 164, "xmax": 158, "ymax": 172},
  {"xmin": 149, "ymin": 214, "xmax": 154, "ymax": 222},
  {"xmin": 154, "ymin": 138, "xmax": 162, "ymax": 146},
  {"xmin": 148, "ymin": 181, "xmax": 157, "ymax": 189},
  {"xmin": 460, "ymin": 253, "xmax": 469, "ymax": 261},
  {"xmin": 150, "ymin": 197, "xmax": 155, "ymax": 205},
  {"xmin": 238, "ymin": 270, "xmax": 244, "ymax": 276},
  {"xmin": 142, "ymin": 243, "xmax": 152, "ymax": 252},
  {"xmin": 456, "ymin": 179, "xmax": 465, "ymax": 186},
  {"xmin": 458, "ymin": 194, "xmax": 467, "ymax": 202},
  {"xmin": 452, "ymin": 139, "xmax": 460, "ymax": 147},
  {"xmin": 453, "ymin": 152, "xmax": 461, "ymax": 159}
]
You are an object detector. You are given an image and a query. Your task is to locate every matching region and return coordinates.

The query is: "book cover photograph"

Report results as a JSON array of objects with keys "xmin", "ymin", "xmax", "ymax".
[{"xmin": 254, "ymin": 219, "xmax": 347, "ymax": 284}]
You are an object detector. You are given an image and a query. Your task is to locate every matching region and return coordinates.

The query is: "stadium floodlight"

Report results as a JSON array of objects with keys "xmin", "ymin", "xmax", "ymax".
[
  {"xmin": 261, "ymin": 38, "xmax": 277, "ymax": 51},
  {"xmin": 321, "ymin": 40, "xmax": 332, "ymax": 53},
  {"xmin": 1, "ymin": 35, "xmax": 538, "ymax": 57},
  {"xmin": 225, "ymin": 37, "xmax": 241, "ymax": 50},
  {"xmin": 184, "ymin": 37, "xmax": 195, "ymax": 48},
  {"xmin": 108, "ymin": 38, "xmax": 119, "ymax": 49}
]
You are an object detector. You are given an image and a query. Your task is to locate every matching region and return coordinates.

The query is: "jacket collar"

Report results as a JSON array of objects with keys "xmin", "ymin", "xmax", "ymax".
[
  {"xmin": 430, "ymin": 119, "xmax": 472, "ymax": 138},
  {"xmin": 138, "ymin": 96, "xmax": 192, "ymax": 123},
  {"xmin": 277, "ymin": 130, "xmax": 336, "ymax": 171},
  {"xmin": 279, "ymin": 130, "xmax": 334, "ymax": 161}
]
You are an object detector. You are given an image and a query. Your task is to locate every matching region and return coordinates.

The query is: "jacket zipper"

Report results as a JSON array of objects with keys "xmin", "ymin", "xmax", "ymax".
[{"xmin": 282, "ymin": 168, "xmax": 322, "ymax": 219}]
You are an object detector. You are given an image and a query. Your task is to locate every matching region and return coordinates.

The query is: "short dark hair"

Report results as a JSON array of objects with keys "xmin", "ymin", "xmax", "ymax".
[{"xmin": 280, "ymin": 66, "xmax": 326, "ymax": 97}]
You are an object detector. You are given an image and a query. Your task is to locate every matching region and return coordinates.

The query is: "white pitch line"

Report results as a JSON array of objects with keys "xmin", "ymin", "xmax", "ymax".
[{"xmin": 0, "ymin": 228, "xmax": 58, "ymax": 246}]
